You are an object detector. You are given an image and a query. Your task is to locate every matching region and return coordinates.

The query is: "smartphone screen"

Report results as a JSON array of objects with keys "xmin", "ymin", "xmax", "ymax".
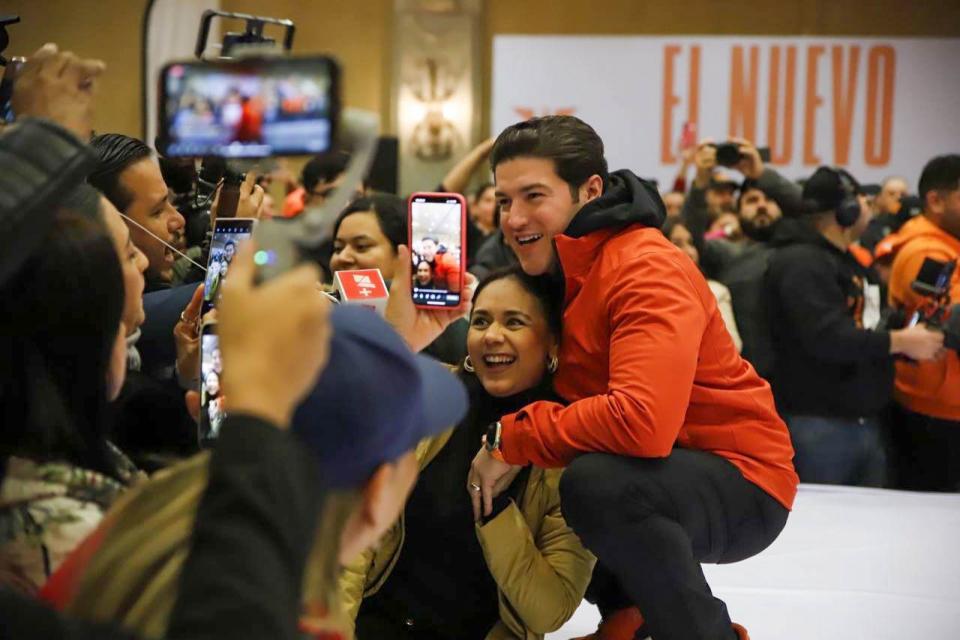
[
  {"xmin": 199, "ymin": 322, "xmax": 225, "ymax": 446},
  {"xmin": 409, "ymin": 192, "xmax": 466, "ymax": 309},
  {"xmin": 158, "ymin": 55, "xmax": 339, "ymax": 158},
  {"xmin": 203, "ymin": 218, "xmax": 255, "ymax": 315},
  {"xmin": 680, "ymin": 121, "xmax": 696, "ymax": 150}
]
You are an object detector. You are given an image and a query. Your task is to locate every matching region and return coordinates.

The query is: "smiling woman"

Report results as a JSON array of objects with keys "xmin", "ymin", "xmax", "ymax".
[{"xmin": 340, "ymin": 266, "xmax": 591, "ymax": 640}]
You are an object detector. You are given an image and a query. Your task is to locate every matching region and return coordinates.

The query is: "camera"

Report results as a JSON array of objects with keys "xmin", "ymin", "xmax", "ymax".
[{"xmin": 709, "ymin": 141, "xmax": 772, "ymax": 167}]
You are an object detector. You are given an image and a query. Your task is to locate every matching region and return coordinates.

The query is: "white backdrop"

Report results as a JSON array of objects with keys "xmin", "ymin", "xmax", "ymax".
[
  {"xmin": 492, "ymin": 36, "xmax": 960, "ymax": 190},
  {"xmin": 145, "ymin": 0, "xmax": 220, "ymax": 145}
]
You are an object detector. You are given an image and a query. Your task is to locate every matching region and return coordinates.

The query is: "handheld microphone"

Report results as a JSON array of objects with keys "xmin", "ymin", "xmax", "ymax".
[{"xmin": 333, "ymin": 268, "xmax": 389, "ymax": 316}]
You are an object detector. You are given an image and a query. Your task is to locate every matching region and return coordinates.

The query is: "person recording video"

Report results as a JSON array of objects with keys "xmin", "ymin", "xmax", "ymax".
[
  {"xmin": 343, "ymin": 266, "xmax": 593, "ymax": 639},
  {"xmin": 882, "ymin": 155, "xmax": 960, "ymax": 491}
]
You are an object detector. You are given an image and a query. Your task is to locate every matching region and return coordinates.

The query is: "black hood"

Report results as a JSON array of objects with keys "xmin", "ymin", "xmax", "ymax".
[
  {"xmin": 564, "ymin": 169, "xmax": 666, "ymax": 239},
  {"xmin": 770, "ymin": 216, "xmax": 831, "ymax": 250}
]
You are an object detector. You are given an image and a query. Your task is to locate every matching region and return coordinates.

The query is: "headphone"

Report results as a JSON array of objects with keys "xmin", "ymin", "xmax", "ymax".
[{"xmin": 831, "ymin": 167, "xmax": 863, "ymax": 228}]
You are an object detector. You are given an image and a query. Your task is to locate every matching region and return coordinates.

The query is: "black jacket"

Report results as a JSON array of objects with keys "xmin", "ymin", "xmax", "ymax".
[
  {"xmin": 765, "ymin": 218, "xmax": 893, "ymax": 417},
  {"xmin": 0, "ymin": 416, "xmax": 325, "ymax": 640}
]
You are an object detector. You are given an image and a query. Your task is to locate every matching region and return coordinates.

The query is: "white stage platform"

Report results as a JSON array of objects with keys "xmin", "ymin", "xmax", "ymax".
[{"xmin": 548, "ymin": 484, "xmax": 960, "ymax": 639}]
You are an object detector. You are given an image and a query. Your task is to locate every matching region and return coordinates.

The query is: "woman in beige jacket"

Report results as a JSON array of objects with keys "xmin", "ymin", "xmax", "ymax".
[{"xmin": 340, "ymin": 267, "xmax": 595, "ymax": 639}]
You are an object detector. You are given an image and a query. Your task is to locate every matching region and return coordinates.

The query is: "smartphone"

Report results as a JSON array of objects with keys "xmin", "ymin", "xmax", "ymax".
[
  {"xmin": 0, "ymin": 57, "xmax": 26, "ymax": 124},
  {"xmin": 408, "ymin": 192, "xmax": 467, "ymax": 309},
  {"xmin": 199, "ymin": 321, "xmax": 225, "ymax": 446},
  {"xmin": 680, "ymin": 121, "xmax": 697, "ymax": 150},
  {"xmin": 203, "ymin": 218, "xmax": 256, "ymax": 315},
  {"xmin": 157, "ymin": 55, "xmax": 340, "ymax": 158}
]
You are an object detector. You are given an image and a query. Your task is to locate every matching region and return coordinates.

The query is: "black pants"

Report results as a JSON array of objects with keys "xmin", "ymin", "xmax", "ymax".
[
  {"xmin": 892, "ymin": 406, "xmax": 960, "ymax": 492},
  {"xmin": 560, "ymin": 449, "xmax": 789, "ymax": 640}
]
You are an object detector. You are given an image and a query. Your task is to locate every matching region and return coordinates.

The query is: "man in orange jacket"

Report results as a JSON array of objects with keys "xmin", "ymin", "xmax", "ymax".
[
  {"xmin": 885, "ymin": 154, "xmax": 960, "ymax": 491},
  {"xmin": 467, "ymin": 116, "xmax": 798, "ymax": 640}
]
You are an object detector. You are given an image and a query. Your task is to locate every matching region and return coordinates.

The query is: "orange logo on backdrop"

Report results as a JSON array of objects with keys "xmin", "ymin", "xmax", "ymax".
[
  {"xmin": 661, "ymin": 44, "xmax": 896, "ymax": 167},
  {"xmin": 514, "ymin": 107, "xmax": 577, "ymax": 121}
]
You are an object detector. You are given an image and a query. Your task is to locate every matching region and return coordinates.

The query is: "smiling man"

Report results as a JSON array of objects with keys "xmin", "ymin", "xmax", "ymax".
[
  {"xmin": 89, "ymin": 134, "xmax": 186, "ymax": 292},
  {"xmin": 467, "ymin": 116, "xmax": 798, "ymax": 640}
]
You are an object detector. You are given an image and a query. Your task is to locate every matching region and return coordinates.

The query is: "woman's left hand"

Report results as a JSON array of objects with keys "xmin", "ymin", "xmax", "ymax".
[
  {"xmin": 174, "ymin": 284, "xmax": 204, "ymax": 388},
  {"xmin": 468, "ymin": 447, "xmax": 523, "ymax": 521}
]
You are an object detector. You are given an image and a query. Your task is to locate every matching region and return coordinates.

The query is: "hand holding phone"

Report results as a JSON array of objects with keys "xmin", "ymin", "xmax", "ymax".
[
  {"xmin": 408, "ymin": 192, "xmax": 467, "ymax": 309},
  {"xmin": 203, "ymin": 218, "xmax": 256, "ymax": 315},
  {"xmin": 385, "ymin": 244, "xmax": 477, "ymax": 353}
]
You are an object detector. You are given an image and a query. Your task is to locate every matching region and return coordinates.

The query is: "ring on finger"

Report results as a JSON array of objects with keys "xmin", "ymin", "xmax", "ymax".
[{"xmin": 469, "ymin": 482, "xmax": 481, "ymax": 492}]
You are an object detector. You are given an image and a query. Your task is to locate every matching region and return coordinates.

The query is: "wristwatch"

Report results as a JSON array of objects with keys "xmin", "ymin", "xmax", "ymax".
[{"xmin": 484, "ymin": 421, "xmax": 504, "ymax": 461}]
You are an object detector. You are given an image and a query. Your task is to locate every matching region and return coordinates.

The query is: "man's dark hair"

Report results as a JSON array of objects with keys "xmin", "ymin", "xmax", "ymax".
[
  {"xmin": 88, "ymin": 134, "xmax": 154, "ymax": 212},
  {"xmin": 490, "ymin": 115, "xmax": 609, "ymax": 200},
  {"xmin": 421, "ymin": 236, "xmax": 438, "ymax": 245},
  {"xmin": 302, "ymin": 151, "xmax": 351, "ymax": 193},
  {"xmin": 918, "ymin": 154, "xmax": 960, "ymax": 205}
]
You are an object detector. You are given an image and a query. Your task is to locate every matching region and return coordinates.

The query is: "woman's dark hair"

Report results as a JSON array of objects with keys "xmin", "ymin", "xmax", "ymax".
[
  {"xmin": 332, "ymin": 193, "xmax": 407, "ymax": 251},
  {"xmin": 661, "ymin": 216, "xmax": 684, "ymax": 241},
  {"xmin": 88, "ymin": 133, "xmax": 154, "ymax": 212},
  {"xmin": 661, "ymin": 216, "xmax": 705, "ymax": 270},
  {"xmin": 470, "ymin": 265, "xmax": 563, "ymax": 339},
  {"xmin": 0, "ymin": 195, "xmax": 125, "ymax": 479},
  {"xmin": 473, "ymin": 181, "xmax": 494, "ymax": 203},
  {"xmin": 490, "ymin": 115, "xmax": 609, "ymax": 200}
]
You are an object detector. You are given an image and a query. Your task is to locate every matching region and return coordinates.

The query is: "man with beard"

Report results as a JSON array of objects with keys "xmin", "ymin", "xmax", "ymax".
[
  {"xmin": 88, "ymin": 134, "xmax": 186, "ymax": 293},
  {"xmin": 683, "ymin": 138, "xmax": 802, "ymax": 378}
]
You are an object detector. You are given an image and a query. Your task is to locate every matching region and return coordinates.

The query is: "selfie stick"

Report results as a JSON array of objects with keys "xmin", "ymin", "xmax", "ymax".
[{"xmin": 252, "ymin": 108, "xmax": 380, "ymax": 282}]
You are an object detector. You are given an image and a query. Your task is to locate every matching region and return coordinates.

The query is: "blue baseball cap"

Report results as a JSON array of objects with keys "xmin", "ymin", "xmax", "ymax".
[{"xmin": 292, "ymin": 305, "xmax": 468, "ymax": 489}]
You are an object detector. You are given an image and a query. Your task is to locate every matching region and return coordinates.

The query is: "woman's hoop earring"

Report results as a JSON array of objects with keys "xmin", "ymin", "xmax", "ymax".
[
  {"xmin": 464, "ymin": 355, "xmax": 476, "ymax": 373},
  {"xmin": 547, "ymin": 355, "xmax": 559, "ymax": 374}
]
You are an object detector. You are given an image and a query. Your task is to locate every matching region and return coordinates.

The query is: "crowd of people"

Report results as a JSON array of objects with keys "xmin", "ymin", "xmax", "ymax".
[{"xmin": 0, "ymin": 39, "xmax": 957, "ymax": 640}]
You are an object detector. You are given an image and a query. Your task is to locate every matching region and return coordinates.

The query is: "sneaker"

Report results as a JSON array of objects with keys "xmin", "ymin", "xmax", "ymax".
[{"xmin": 570, "ymin": 607, "xmax": 645, "ymax": 640}]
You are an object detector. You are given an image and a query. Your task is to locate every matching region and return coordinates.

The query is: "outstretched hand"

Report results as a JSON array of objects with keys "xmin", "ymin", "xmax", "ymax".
[{"xmin": 385, "ymin": 244, "xmax": 477, "ymax": 352}]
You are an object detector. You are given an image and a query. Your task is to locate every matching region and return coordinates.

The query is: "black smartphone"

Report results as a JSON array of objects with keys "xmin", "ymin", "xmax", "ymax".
[
  {"xmin": 203, "ymin": 218, "xmax": 256, "ymax": 315},
  {"xmin": 0, "ymin": 57, "xmax": 25, "ymax": 124},
  {"xmin": 199, "ymin": 320, "xmax": 224, "ymax": 446},
  {"xmin": 157, "ymin": 55, "xmax": 339, "ymax": 159},
  {"xmin": 408, "ymin": 192, "xmax": 467, "ymax": 309}
]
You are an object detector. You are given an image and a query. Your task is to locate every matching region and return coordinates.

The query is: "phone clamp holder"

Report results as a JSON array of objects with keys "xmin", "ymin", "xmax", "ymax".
[
  {"xmin": 252, "ymin": 108, "xmax": 380, "ymax": 282},
  {"xmin": 195, "ymin": 10, "xmax": 294, "ymax": 60}
]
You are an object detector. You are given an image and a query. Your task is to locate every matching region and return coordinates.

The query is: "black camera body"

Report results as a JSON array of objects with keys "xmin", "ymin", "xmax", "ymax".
[
  {"xmin": 710, "ymin": 141, "xmax": 772, "ymax": 168},
  {"xmin": 712, "ymin": 142, "xmax": 743, "ymax": 167}
]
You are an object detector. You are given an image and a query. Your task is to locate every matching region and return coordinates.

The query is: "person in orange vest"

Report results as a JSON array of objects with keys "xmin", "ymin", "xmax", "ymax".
[
  {"xmin": 466, "ymin": 116, "xmax": 798, "ymax": 640},
  {"xmin": 885, "ymin": 154, "xmax": 960, "ymax": 491}
]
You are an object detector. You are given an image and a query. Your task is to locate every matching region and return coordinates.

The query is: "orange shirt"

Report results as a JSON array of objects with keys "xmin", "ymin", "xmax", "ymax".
[
  {"xmin": 887, "ymin": 216, "xmax": 960, "ymax": 421},
  {"xmin": 499, "ymin": 224, "xmax": 799, "ymax": 510},
  {"xmin": 283, "ymin": 187, "xmax": 306, "ymax": 218}
]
